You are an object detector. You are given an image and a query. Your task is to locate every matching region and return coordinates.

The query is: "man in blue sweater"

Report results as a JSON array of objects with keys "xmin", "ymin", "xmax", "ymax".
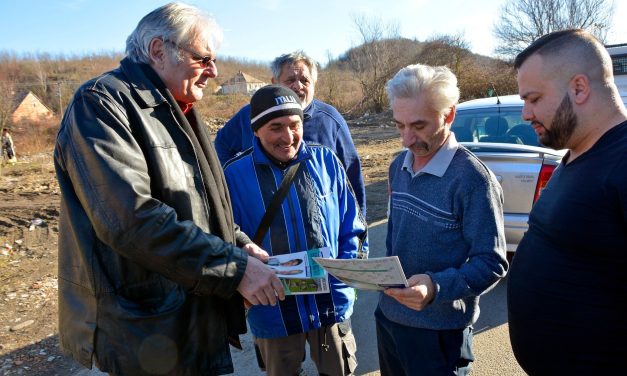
[
  {"xmin": 376, "ymin": 64, "xmax": 508, "ymax": 375},
  {"xmin": 224, "ymin": 85, "xmax": 366, "ymax": 376},
  {"xmin": 214, "ymin": 50, "xmax": 367, "ymax": 219}
]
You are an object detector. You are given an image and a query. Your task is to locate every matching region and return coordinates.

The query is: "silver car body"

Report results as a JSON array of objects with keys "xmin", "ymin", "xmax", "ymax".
[{"xmin": 452, "ymin": 95, "xmax": 565, "ymax": 253}]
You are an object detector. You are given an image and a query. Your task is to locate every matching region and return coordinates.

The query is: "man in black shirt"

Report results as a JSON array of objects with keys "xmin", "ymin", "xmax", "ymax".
[{"xmin": 508, "ymin": 28, "xmax": 627, "ymax": 374}]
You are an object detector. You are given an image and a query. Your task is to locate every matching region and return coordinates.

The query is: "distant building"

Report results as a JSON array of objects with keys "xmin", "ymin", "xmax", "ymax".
[
  {"xmin": 607, "ymin": 43, "xmax": 627, "ymax": 105},
  {"xmin": 10, "ymin": 91, "xmax": 53, "ymax": 123},
  {"xmin": 218, "ymin": 71, "xmax": 267, "ymax": 95}
]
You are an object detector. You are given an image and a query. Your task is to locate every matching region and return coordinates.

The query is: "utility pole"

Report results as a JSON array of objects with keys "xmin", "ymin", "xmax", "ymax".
[{"xmin": 58, "ymin": 82, "xmax": 62, "ymax": 114}]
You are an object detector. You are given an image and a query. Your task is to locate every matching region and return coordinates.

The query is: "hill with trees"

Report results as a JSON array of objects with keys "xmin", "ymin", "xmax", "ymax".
[
  {"xmin": 318, "ymin": 36, "xmax": 517, "ymax": 117},
  {"xmin": 0, "ymin": 36, "xmax": 518, "ymax": 155}
]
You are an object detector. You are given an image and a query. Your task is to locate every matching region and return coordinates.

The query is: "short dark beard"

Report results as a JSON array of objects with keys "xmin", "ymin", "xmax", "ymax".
[{"xmin": 542, "ymin": 94, "xmax": 577, "ymax": 149}]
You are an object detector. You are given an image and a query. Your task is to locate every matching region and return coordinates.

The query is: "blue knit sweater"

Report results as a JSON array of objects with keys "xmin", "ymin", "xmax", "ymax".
[{"xmin": 379, "ymin": 135, "xmax": 508, "ymax": 330}]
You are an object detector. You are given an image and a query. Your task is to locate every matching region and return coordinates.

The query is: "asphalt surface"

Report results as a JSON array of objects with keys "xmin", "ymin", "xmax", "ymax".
[
  {"xmin": 75, "ymin": 219, "xmax": 526, "ymax": 376},
  {"xmin": 228, "ymin": 219, "xmax": 525, "ymax": 376}
]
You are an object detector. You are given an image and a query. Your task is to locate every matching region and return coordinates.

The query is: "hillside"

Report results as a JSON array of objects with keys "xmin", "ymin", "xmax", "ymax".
[
  {"xmin": 0, "ymin": 36, "xmax": 518, "ymax": 132},
  {"xmin": 323, "ymin": 37, "xmax": 518, "ymax": 113}
]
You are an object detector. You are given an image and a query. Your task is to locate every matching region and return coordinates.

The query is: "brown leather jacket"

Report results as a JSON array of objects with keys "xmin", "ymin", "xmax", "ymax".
[{"xmin": 54, "ymin": 58, "xmax": 249, "ymax": 375}]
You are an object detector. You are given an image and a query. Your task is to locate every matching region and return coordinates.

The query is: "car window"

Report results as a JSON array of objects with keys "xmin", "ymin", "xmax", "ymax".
[{"xmin": 451, "ymin": 107, "xmax": 539, "ymax": 146}]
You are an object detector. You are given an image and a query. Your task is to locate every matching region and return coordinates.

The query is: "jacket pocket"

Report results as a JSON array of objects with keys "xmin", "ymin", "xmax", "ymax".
[
  {"xmin": 115, "ymin": 277, "xmax": 186, "ymax": 319},
  {"xmin": 338, "ymin": 320, "xmax": 358, "ymax": 375}
]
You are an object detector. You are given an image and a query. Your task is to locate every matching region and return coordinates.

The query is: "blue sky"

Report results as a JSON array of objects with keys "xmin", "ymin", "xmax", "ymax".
[{"xmin": 1, "ymin": 0, "xmax": 626, "ymax": 65}]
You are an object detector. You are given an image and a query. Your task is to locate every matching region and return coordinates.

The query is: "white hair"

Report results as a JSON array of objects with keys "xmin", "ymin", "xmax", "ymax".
[
  {"xmin": 125, "ymin": 2, "xmax": 223, "ymax": 64},
  {"xmin": 386, "ymin": 64, "xmax": 460, "ymax": 115},
  {"xmin": 270, "ymin": 50, "xmax": 318, "ymax": 83}
]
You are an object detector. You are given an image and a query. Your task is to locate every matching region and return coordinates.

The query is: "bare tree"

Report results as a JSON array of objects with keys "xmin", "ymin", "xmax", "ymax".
[
  {"xmin": 493, "ymin": 0, "xmax": 615, "ymax": 57},
  {"xmin": 419, "ymin": 33, "xmax": 472, "ymax": 79},
  {"xmin": 318, "ymin": 51, "xmax": 342, "ymax": 109},
  {"xmin": 0, "ymin": 80, "xmax": 15, "ymax": 133},
  {"xmin": 348, "ymin": 14, "xmax": 409, "ymax": 113},
  {"xmin": 34, "ymin": 58, "xmax": 49, "ymax": 97},
  {"xmin": 413, "ymin": 33, "xmax": 517, "ymax": 101}
]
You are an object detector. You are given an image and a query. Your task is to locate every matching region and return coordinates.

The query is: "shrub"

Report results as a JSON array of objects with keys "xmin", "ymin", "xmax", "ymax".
[{"xmin": 11, "ymin": 117, "xmax": 60, "ymax": 155}]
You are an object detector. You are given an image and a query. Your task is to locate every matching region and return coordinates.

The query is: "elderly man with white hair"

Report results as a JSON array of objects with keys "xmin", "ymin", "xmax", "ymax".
[{"xmin": 55, "ymin": 3, "xmax": 283, "ymax": 375}]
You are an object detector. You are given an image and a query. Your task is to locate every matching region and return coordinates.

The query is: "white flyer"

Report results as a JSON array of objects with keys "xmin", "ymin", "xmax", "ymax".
[{"xmin": 312, "ymin": 256, "xmax": 409, "ymax": 291}]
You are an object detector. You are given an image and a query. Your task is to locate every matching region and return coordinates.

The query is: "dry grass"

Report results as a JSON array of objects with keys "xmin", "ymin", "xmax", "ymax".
[{"xmin": 9, "ymin": 118, "xmax": 58, "ymax": 156}]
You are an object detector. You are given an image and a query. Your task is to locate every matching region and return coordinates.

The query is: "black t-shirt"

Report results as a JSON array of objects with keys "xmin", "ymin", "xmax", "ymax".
[{"xmin": 508, "ymin": 121, "xmax": 627, "ymax": 375}]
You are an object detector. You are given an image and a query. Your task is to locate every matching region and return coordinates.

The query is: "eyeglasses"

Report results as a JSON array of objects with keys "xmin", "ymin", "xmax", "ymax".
[{"xmin": 164, "ymin": 39, "xmax": 216, "ymax": 68}]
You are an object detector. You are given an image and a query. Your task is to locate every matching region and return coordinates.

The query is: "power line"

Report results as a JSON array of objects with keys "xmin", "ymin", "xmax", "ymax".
[{"xmin": 0, "ymin": 80, "xmax": 83, "ymax": 86}]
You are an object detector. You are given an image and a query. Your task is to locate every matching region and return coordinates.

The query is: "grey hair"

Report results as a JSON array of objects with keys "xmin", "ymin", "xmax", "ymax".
[
  {"xmin": 386, "ymin": 64, "xmax": 460, "ymax": 115},
  {"xmin": 270, "ymin": 50, "xmax": 318, "ymax": 82},
  {"xmin": 125, "ymin": 2, "xmax": 223, "ymax": 64}
]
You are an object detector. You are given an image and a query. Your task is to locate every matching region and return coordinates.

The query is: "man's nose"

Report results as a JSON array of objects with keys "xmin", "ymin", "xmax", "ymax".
[
  {"xmin": 291, "ymin": 80, "xmax": 303, "ymax": 91},
  {"xmin": 204, "ymin": 62, "xmax": 218, "ymax": 78},
  {"xmin": 400, "ymin": 128, "xmax": 415, "ymax": 145},
  {"xmin": 521, "ymin": 103, "xmax": 533, "ymax": 121},
  {"xmin": 280, "ymin": 127, "xmax": 294, "ymax": 144}
]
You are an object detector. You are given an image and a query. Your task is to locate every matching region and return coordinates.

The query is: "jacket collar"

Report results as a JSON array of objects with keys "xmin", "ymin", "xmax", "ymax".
[
  {"xmin": 303, "ymin": 99, "xmax": 317, "ymax": 121},
  {"xmin": 119, "ymin": 57, "xmax": 168, "ymax": 109},
  {"xmin": 401, "ymin": 132, "xmax": 459, "ymax": 178}
]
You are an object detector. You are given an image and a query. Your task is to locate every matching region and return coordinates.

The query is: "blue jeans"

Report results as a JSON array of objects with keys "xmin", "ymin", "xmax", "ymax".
[{"xmin": 375, "ymin": 307, "xmax": 474, "ymax": 376}]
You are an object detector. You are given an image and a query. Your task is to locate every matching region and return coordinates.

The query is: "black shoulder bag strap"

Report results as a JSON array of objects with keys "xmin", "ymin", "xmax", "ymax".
[
  {"xmin": 251, "ymin": 160, "xmax": 304, "ymax": 370},
  {"xmin": 252, "ymin": 161, "xmax": 304, "ymax": 246}
]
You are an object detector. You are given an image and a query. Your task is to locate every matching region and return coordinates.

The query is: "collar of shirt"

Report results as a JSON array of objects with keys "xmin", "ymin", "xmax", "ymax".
[
  {"xmin": 177, "ymin": 101, "xmax": 194, "ymax": 114},
  {"xmin": 302, "ymin": 99, "xmax": 316, "ymax": 120},
  {"xmin": 401, "ymin": 132, "xmax": 459, "ymax": 178}
]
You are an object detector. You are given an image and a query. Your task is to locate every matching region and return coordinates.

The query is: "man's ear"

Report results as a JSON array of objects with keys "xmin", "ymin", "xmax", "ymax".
[
  {"xmin": 444, "ymin": 105, "xmax": 456, "ymax": 125},
  {"xmin": 570, "ymin": 74, "xmax": 590, "ymax": 105},
  {"xmin": 148, "ymin": 38, "xmax": 167, "ymax": 69},
  {"xmin": 271, "ymin": 77, "xmax": 277, "ymax": 84}
]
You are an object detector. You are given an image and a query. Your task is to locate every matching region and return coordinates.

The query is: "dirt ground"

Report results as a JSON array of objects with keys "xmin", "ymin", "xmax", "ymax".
[{"xmin": 0, "ymin": 115, "xmax": 400, "ymax": 375}]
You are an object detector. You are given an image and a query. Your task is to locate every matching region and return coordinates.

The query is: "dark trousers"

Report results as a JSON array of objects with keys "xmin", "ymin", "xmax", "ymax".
[
  {"xmin": 375, "ymin": 307, "xmax": 474, "ymax": 376},
  {"xmin": 256, "ymin": 322, "xmax": 357, "ymax": 376}
]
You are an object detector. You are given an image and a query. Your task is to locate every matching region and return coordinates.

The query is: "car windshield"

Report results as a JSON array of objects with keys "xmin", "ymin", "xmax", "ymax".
[{"xmin": 451, "ymin": 107, "xmax": 539, "ymax": 147}]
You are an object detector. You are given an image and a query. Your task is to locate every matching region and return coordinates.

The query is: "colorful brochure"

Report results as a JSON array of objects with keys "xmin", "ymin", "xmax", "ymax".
[{"xmin": 268, "ymin": 247, "xmax": 331, "ymax": 295}]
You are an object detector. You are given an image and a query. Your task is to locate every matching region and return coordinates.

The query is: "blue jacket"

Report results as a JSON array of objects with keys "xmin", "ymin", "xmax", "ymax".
[
  {"xmin": 224, "ymin": 138, "xmax": 367, "ymax": 338},
  {"xmin": 215, "ymin": 99, "xmax": 367, "ymax": 217}
]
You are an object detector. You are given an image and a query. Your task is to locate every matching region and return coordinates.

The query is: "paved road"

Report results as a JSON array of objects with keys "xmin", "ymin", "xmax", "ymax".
[
  {"xmin": 229, "ymin": 219, "xmax": 525, "ymax": 376},
  {"xmin": 76, "ymin": 219, "xmax": 525, "ymax": 375}
]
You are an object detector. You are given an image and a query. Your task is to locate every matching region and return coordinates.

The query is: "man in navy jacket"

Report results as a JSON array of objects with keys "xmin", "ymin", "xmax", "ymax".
[{"xmin": 214, "ymin": 50, "xmax": 367, "ymax": 218}]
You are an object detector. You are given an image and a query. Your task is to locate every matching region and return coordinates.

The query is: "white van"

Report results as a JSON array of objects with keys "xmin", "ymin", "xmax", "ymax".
[{"xmin": 607, "ymin": 43, "xmax": 627, "ymax": 105}]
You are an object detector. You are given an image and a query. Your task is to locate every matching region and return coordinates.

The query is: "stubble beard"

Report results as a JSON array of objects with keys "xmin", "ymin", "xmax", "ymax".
[{"xmin": 540, "ymin": 94, "xmax": 578, "ymax": 150}]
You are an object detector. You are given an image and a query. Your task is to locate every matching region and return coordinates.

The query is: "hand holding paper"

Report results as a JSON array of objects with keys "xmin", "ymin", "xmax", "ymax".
[
  {"xmin": 312, "ymin": 256, "xmax": 409, "ymax": 291},
  {"xmin": 268, "ymin": 248, "xmax": 331, "ymax": 295},
  {"xmin": 384, "ymin": 273, "xmax": 435, "ymax": 311},
  {"xmin": 242, "ymin": 242, "xmax": 270, "ymax": 262}
]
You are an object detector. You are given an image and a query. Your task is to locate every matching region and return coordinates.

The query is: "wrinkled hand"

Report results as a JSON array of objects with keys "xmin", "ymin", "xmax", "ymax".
[
  {"xmin": 237, "ymin": 256, "xmax": 285, "ymax": 306},
  {"xmin": 384, "ymin": 274, "xmax": 435, "ymax": 311},
  {"xmin": 241, "ymin": 243, "xmax": 270, "ymax": 263}
]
